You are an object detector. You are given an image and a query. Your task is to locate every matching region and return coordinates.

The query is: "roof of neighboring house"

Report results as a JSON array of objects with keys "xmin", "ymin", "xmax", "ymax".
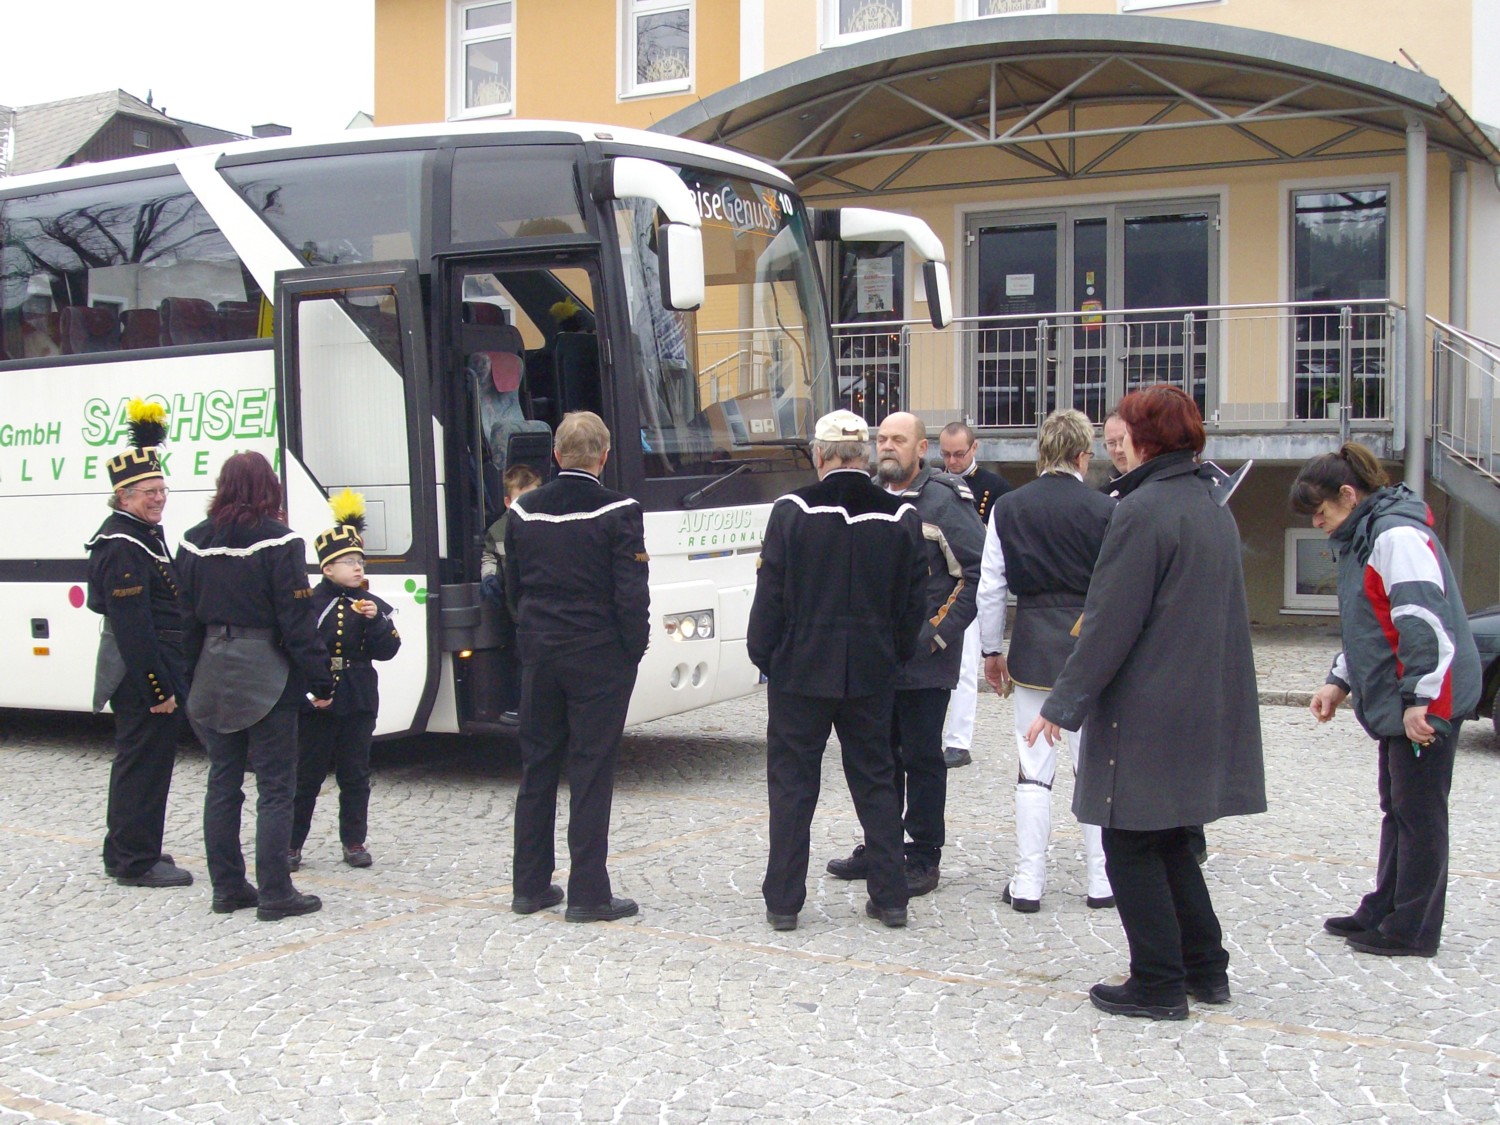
[
  {"xmin": 171, "ymin": 116, "xmax": 248, "ymax": 148},
  {"xmin": 0, "ymin": 104, "xmax": 13, "ymax": 176},
  {"xmin": 0, "ymin": 89, "xmax": 233, "ymax": 176}
]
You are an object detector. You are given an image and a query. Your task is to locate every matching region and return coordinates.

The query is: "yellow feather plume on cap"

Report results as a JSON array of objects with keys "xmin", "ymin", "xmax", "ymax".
[
  {"xmin": 125, "ymin": 397, "xmax": 168, "ymax": 450},
  {"xmin": 329, "ymin": 487, "xmax": 367, "ymax": 534}
]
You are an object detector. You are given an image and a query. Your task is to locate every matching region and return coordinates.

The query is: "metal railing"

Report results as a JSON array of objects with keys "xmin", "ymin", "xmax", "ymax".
[
  {"xmin": 832, "ymin": 298, "xmax": 1397, "ymax": 435},
  {"xmin": 1429, "ymin": 317, "xmax": 1500, "ymax": 485}
]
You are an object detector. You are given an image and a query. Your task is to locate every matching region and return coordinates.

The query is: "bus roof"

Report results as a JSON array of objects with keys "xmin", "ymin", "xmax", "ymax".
[{"xmin": 0, "ymin": 119, "xmax": 794, "ymax": 195}]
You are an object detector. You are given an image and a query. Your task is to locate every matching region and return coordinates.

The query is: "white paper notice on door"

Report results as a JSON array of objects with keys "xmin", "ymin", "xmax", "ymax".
[
  {"xmin": 857, "ymin": 258, "xmax": 894, "ymax": 314},
  {"xmin": 1005, "ymin": 273, "xmax": 1035, "ymax": 298}
]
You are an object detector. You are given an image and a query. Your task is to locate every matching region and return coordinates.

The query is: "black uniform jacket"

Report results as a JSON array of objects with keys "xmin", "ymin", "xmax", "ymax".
[
  {"xmin": 504, "ymin": 469, "xmax": 651, "ymax": 664},
  {"xmin": 888, "ymin": 467, "xmax": 986, "ymax": 692},
  {"xmin": 178, "ymin": 517, "xmax": 335, "ymax": 726},
  {"xmin": 960, "ymin": 463, "xmax": 1011, "ymax": 527},
  {"xmin": 307, "ymin": 578, "xmax": 401, "ymax": 716},
  {"xmin": 85, "ymin": 510, "xmax": 188, "ymax": 711},
  {"xmin": 989, "ymin": 473, "xmax": 1114, "ymax": 689},
  {"xmin": 748, "ymin": 469, "xmax": 927, "ymax": 699}
]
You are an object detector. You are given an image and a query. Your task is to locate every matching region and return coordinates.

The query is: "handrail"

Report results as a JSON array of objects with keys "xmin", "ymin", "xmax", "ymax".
[{"xmin": 833, "ymin": 297, "xmax": 1396, "ymax": 333}]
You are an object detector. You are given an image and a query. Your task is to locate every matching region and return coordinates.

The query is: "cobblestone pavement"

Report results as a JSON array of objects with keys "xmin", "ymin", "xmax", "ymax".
[{"xmin": 1, "ymin": 630, "xmax": 1497, "ymax": 1123}]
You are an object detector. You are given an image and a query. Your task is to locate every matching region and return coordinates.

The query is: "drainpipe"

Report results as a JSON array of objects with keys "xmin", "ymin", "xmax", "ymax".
[
  {"xmin": 1405, "ymin": 117, "xmax": 1428, "ymax": 496},
  {"xmin": 1447, "ymin": 157, "xmax": 1471, "ymax": 585}
]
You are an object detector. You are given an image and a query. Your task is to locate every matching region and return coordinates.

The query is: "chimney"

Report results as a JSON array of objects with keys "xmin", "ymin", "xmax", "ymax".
[{"xmin": 252, "ymin": 123, "xmax": 292, "ymax": 139}]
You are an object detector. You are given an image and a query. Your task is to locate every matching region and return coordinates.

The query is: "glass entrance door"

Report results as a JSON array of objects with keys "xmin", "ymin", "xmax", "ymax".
[{"xmin": 967, "ymin": 199, "xmax": 1218, "ymax": 426}]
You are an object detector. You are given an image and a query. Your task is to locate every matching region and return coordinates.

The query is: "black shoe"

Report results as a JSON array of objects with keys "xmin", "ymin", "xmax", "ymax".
[
  {"xmin": 1346, "ymin": 931, "xmax": 1437, "ymax": 958},
  {"xmin": 287, "ymin": 849, "xmax": 302, "ymax": 873},
  {"xmin": 865, "ymin": 899, "xmax": 908, "ymax": 928},
  {"xmin": 115, "ymin": 860, "xmax": 193, "ymax": 888},
  {"xmin": 905, "ymin": 861, "xmax": 940, "ymax": 897},
  {"xmin": 512, "ymin": 885, "xmax": 565, "ymax": 915},
  {"xmin": 766, "ymin": 910, "xmax": 798, "ymax": 931},
  {"xmin": 826, "ymin": 844, "xmax": 869, "ymax": 881},
  {"xmin": 1188, "ymin": 980, "xmax": 1232, "ymax": 1004},
  {"xmin": 943, "ymin": 746, "xmax": 972, "ymax": 769},
  {"xmin": 256, "ymin": 892, "xmax": 322, "ymax": 921},
  {"xmin": 566, "ymin": 897, "xmax": 639, "ymax": 923},
  {"xmin": 1086, "ymin": 895, "xmax": 1116, "ymax": 910},
  {"xmin": 498, "ymin": 710, "xmax": 520, "ymax": 726},
  {"xmin": 1089, "ymin": 981, "xmax": 1188, "ymax": 1021},
  {"xmin": 343, "ymin": 844, "xmax": 373, "ymax": 868},
  {"xmin": 1323, "ymin": 914, "xmax": 1367, "ymax": 937},
  {"xmin": 1002, "ymin": 883, "xmax": 1040, "ymax": 914},
  {"xmin": 105, "ymin": 852, "xmax": 175, "ymax": 879},
  {"xmin": 211, "ymin": 885, "xmax": 259, "ymax": 914}
]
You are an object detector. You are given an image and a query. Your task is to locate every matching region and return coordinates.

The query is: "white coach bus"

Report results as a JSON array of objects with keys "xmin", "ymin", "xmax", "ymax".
[{"xmin": 0, "ymin": 121, "xmax": 951, "ymax": 738}]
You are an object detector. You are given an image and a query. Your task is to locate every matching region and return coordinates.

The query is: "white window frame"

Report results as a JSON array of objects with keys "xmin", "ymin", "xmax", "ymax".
[
  {"xmin": 620, "ymin": 0, "xmax": 694, "ymax": 99},
  {"xmin": 1120, "ymin": 0, "xmax": 1224, "ymax": 11},
  {"xmin": 1283, "ymin": 528, "xmax": 1340, "ymax": 614},
  {"xmin": 959, "ymin": 0, "xmax": 1055, "ymax": 17},
  {"xmin": 450, "ymin": 0, "xmax": 516, "ymax": 121},
  {"xmin": 821, "ymin": 0, "xmax": 909, "ymax": 49}
]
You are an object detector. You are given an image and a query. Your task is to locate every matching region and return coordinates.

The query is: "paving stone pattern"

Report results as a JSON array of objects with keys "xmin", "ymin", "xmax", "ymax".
[{"xmin": 0, "ymin": 629, "xmax": 1496, "ymax": 1123}]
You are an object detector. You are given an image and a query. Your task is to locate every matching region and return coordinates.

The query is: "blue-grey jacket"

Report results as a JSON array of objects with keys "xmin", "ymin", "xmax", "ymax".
[{"xmin": 1326, "ymin": 485, "xmax": 1481, "ymax": 739}]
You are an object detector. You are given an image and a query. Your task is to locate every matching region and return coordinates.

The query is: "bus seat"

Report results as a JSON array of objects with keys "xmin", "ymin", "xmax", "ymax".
[
  {"xmin": 555, "ymin": 331, "xmax": 602, "ymax": 416},
  {"xmin": 471, "ymin": 341, "xmax": 548, "ymax": 477},
  {"xmin": 160, "ymin": 297, "xmax": 223, "ymax": 347},
  {"xmin": 506, "ymin": 429, "xmax": 554, "ymax": 484},
  {"xmin": 21, "ymin": 311, "xmax": 61, "ymax": 358},
  {"xmin": 219, "ymin": 301, "xmax": 259, "ymax": 341},
  {"xmin": 61, "ymin": 306, "xmax": 121, "ymax": 354},
  {"xmin": 121, "ymin": 308, "xmax": 161, "ymax": 351},
  {"xmin": 463, "ymin": 301, "xmax": 507, "ymax": 326}
]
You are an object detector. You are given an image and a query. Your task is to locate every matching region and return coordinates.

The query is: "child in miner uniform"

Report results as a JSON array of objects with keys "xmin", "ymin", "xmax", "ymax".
[{"xmin": 289, "ymin": 490, "xmax": 401, "ymax": 870}]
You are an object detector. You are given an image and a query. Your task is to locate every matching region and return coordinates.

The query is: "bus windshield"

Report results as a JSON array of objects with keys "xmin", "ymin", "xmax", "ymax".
[{"xmin": 613, "ymin": 169, "xmax": 832, "ymax": 477}]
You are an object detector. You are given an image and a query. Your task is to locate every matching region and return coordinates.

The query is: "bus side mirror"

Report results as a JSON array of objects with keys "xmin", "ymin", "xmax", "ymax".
[
  {"xmin": 811, "ymin": 206, "xmax": 953, "ymax": 329},
  {"xmin": 922, "ymin": 261, "xmax": 952, "ymax": 330},
  {"xmin": 594, "ymin": 156, "xmax": 704, "ymax": 312},
  {"xmin": 658, "ymin": 223, "xmax": 705, "ymax": 312}
]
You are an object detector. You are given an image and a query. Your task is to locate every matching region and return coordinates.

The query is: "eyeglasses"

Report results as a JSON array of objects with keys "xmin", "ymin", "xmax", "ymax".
[
  {"xmin": 129, "ymin": 485, "xmax": 170, "ymax": 498},
  {"xmin": 1104, "ymin": 440, "xmax": 1124, "ymax": 451}
]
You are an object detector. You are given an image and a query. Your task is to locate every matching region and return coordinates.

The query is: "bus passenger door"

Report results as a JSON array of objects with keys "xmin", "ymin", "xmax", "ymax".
[{"xmin": 274, "ymin": 262, "xmax": 439, "ymax": 738}]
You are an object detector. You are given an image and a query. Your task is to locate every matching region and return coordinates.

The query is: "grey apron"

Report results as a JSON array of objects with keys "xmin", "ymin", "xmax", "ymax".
[{"xmin": 188, "ymin": 628, "xmax": 289, "ymax": 734}]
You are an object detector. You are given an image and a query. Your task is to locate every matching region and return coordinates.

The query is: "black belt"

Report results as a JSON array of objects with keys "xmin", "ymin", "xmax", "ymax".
[
  {"xmin": 206, "ymin": 624, "xmax": 276, "ymax": 640},
  {"xmin": 157, "ymin": 628, "xmax": 183, "ymax": 642},
  {"xmin": 329, "ymin": 657, "xmax": 370, "ymax": 671}
]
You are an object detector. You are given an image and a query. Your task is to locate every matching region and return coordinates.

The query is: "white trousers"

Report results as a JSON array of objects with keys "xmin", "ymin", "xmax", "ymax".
[
  {"xmin": 941, "ymin": 619, "xmax": 981, "ymax": 752},
  {"xmin": 1010, "ymin": 684, "xmax": 1111, "ymax": 901}
]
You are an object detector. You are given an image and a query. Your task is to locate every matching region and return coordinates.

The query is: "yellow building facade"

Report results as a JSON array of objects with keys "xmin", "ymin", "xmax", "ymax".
[{"xmin": 373, "ymin": 1, "xmax": 1500, "ymax": 621}]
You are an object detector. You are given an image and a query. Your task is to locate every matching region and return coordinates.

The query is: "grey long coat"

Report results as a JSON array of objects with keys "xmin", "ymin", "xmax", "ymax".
[{"xmin": 1041, "ymin": 453, "xmax": 1266, "ymax": 831}]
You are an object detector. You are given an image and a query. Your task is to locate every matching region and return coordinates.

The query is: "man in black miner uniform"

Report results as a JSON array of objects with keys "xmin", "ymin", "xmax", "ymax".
[
  {"xmin": 505, "ymin": 410, "xmax": 650, "ymax": 923},
  {"xmin": 85, "ymin": 398, "xmax": 194, "ymax": 888},
  {"xmin": 826, "ymin": 412, "xmax": 984, "ymax": 898},
  {"xmin": 936, "ymin": 421, "xmax": 1011, "ymax": 769},
  {"xmin": 750, "ymin": 409, "xmax": 926, "ymax": 930}
]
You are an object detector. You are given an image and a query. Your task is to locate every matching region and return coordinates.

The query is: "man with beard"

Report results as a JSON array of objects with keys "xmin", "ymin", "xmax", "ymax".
[{"xmin": 826, "ymin": 412, "xmax": 984, "ymax": 898}]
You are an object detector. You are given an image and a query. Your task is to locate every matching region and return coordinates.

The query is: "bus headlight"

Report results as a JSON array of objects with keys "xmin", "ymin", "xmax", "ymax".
[{"xmin": 663, "ymin": 609, "xmax": 714, "ymax": 640}]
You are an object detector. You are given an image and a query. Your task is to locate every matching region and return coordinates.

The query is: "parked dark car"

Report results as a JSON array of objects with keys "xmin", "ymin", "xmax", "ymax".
[{"xmin": 1469, "ymin": 605, "xmax": 1500, "ymax": 732}]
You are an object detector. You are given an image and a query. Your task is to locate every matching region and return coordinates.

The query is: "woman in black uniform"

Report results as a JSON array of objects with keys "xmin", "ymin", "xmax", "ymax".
[{"xmin": 179, "ymin": 452, "xmax": 334, "ymax": 921}]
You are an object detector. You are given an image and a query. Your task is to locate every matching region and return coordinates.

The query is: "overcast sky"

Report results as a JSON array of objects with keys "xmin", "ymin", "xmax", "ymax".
[{"xmin": 2, "ymin": 1, "xmax": 375, "ymax": 138}]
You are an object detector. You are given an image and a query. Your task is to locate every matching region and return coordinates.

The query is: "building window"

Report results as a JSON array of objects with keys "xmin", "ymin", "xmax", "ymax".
[
  {"xmin": 454, "ymin": 1, "xmax": 514, "ymax": 118},
  {"xmin": 1290, "ymin": 185, "xmax": 1389, "ymax": 420},
  {"xmin": 823, "ymin": 0, "xmax": 908, "ymax": 48},
  {"xmin": 1283, "ymin": 529, "xmax": 1338, "ymax": 613},
  {"xmin": 1120, "ymin": 0, "xmax": 1224, "ymax": 10},
  {"xmin": 131, "ymin": 129, "xmax": 151, "ymax": 149},
  {"xmin": 963, "ymin": 0, "xmax": 1053, "ymax": 16},
  {"xmin": 622, "ymin": 0, "xmax": 692, "ymax": 97}
]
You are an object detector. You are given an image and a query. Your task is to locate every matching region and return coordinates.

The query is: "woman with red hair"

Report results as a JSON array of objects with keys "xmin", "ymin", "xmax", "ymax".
[
  {"xmin": 179, "ymin": 452, "xmax": 334, "ymax": 922},
  {"xmin": 1027, "ymin": 384, "xmax": 1266, "ymax": 1020}
]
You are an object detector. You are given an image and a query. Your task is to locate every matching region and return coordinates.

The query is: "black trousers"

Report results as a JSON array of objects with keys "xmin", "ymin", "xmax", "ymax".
[
  {"xmin": 200, "ymin": 699, "xmax": 300, "ymax": 901},
  {"xmin": 103, "ymin": 690, "xmax": 183, "ymax": 878},
  {"xmin": 891, "ymin": 687, "xmax": 950, "ymax": 867},
  {"xmin": 292, "ymin": 710, "xmax": 377, "ymax": 850},
  {"xmin": 512, "ymin": 646, "xmax": 637, "ymax": 908},
  {"xmin": 762, "ymin": 683, "xmax": 908, "ymax": 915},
  {"xmin": 1101, "ymin": 825, "xmax": 1229, "ymax": 1003},
  {"xmin": 1349, "ymin": 726, "xmax": 1459, "ymax": 952}
]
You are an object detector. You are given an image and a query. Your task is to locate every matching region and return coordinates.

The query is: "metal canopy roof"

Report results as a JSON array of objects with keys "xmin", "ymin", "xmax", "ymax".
[{"xmin": 655, "ymin": 15, "xmax": 1500, "ymax": 200}]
